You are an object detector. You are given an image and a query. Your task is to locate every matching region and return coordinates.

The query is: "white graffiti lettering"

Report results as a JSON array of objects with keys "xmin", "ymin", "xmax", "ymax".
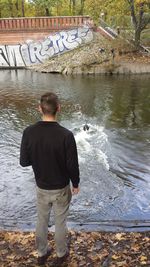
[
  {"xmin": 6, "ymin": 45, "xmax": 25, "ymax": 67},
  {"xmin": 0, "ymin": 27, "xmax": 93, "ymax": 68},
  {"xmin": 0, "ymin": 46, "xmax": 9, "ymax": 66},
  {"xmin": 40, "ymin": 38, "xmax": 55, "ymax": 59}
]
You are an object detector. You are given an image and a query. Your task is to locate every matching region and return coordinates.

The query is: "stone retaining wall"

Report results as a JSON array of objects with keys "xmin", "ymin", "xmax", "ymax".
[{"xmin": 64, "ymin": 62, "xmax": 150, "ymax": 75}]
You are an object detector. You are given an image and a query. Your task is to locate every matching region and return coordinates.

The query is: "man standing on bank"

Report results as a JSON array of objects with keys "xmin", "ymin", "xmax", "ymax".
[{"xmin": 20, "ymin": 92, "xmax": 80, "ymax": 266}]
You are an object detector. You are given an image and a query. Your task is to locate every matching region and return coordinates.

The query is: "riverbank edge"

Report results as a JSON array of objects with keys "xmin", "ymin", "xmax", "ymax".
[
  {"xmin": 1, "ymin": 219, "xmax": 150, "ymax": 233},
  {"xmin": 28, "ymin": 60, "xmax": 150, "ymax": 75},
  {"xmin": 0, "ymin": 60, "xmax": 150, "ymax": 75}
]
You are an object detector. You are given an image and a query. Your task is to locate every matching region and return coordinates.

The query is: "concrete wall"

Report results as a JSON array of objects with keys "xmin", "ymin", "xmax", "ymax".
[
  {"xmin": 0, "ymin": 26, "xmax": 93, "ymax": 68},
  {"xmin": 0, "ymin": 31, "xmax": 56, "ymax": 45}
]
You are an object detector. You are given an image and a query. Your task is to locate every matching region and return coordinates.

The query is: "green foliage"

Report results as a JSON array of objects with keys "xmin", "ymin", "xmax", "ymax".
[
  {"xmin": 32, "ymin": 0, "xmax": 58, "ymax": 16},
  {"xmin": 0, "ymin": 0, "xmax": 86, "ymax": 17},
  {"xmin": 0, "ymin": 0, "xmax": 35, "ymax": 17},
  {"xmin": 85, "ymin": 0, "xmax": 150, "ymax": 49},
  {"xmin": 85, "ymin": 0, "xmax": 129, "ymax": 23}
]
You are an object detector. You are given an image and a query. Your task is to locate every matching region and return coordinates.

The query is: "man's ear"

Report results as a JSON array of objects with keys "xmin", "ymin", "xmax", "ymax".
[
  {"xmin": 38, "ymin": 105, "xmax": 42, "ymax": 114},
  {"xmin": 57, "ymin": 104, "xmax": 61, "ymax": 113}
]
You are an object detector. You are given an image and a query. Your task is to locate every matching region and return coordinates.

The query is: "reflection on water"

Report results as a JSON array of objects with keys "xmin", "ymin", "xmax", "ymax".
[{"xmin": 0, "ymin": 70, "xmax": 150, "ymax": 230}]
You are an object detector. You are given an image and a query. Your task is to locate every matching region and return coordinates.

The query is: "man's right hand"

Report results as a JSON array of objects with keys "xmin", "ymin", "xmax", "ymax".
[{"xmin": 72, "ymin": 187, "xmax": 80, "ymax": 195}]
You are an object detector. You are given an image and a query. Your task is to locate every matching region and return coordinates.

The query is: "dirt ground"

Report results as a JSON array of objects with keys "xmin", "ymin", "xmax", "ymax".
[{"xmin": 0, "ymin": 230, "xmax": 150, "ymax": 267}]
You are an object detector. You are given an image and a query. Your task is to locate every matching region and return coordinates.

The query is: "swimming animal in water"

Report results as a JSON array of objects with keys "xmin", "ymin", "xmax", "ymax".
[
  {"xmin": 99, "ymin": 48, "xmax": 105, "ymax": 53},
  {"xmin": 83, "ymin": 124, "xmax": 89, "ymax": 131}
]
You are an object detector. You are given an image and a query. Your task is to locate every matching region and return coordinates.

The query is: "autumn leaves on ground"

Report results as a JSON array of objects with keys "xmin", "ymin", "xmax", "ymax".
[{"xmin": 0, "ymin": 231, "xmax": 150, "ymax": 267}]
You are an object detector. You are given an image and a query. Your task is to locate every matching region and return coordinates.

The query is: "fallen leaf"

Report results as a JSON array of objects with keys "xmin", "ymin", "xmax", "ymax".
[
  {"xmin": 143, "ymin": 237, "xmax": 150, "ymax": 242},
  {"xmin": 6, "ymin": 255, "xmax": 16, "ymax": 260},
  {"xmin": 0, "ymin": 241, "xmax": 6, "ymax": 245},
  {"xmin": 30, "ymin": 250, "xmax": 38, "ymax": 257},
  {"xmin": 140, "ymin": 256, "xmax": 147, "ymax": 261},
  {"xmin": 112, "ymin": 254, "xmax": 120, "ymax": 260},
  {"xmin": 115, "ymin": 233, "xmax": 125, "ymax": 240},
  {"xmin": 116, "ymin": 261, "xmax": 127, "ymax": 266},
  {"xmin": 131, "ymin": 244, "xmax": 140, "ymax": 252}
]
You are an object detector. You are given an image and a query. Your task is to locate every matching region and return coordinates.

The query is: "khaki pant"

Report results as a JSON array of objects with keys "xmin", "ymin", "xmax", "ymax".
[{"xmin": 36, "ymin": 185, "xmax": 72, "ymax": 257}]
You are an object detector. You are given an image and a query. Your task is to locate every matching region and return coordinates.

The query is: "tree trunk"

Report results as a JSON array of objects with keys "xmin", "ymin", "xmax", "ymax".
[
  {"xmin": 72, "ymin": 0, "xmax": 76, "ymax": 15},
  {"xmin": 128, "ymin": 0, "xmax": 137, "ymax": 28},
  {"xmin": 128, "ymin": 0, "xmax": 146, "ymax": 50},
  {"xmin": 45, "ymin": 7, "xmax": 50, "ymax": 16},
  {"xmin": 134, "ymin": 28, "xmax": 141, "ymax": 49},
  {"xmin": 21, "ymin": 0, "xmax": 25, "ymax": 17},
  {"xmin": 69, "ymin": 0, "xmax": 72, "ymax": 14},
  {"xmin": 8, "ymin": 0, "xmax": 14, "ymax": 17},
  {"xmin": 15, "ymin": 0, "xmax": 19, "ymax": 11},
  {"xmin": 79, "ymin": 0, "xmax": 85, "ymax": 15}
]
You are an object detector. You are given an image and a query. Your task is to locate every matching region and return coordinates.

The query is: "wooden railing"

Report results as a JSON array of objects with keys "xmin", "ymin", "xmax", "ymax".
[{"xmin": 0, "ymin": 16, "xmax": 90, "ymax": 31}]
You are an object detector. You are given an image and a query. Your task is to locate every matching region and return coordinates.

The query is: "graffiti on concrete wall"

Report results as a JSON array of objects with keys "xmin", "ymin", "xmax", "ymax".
[{"xmin": 0, "ymin": 27, "xmax": 93, "ymax": 68}]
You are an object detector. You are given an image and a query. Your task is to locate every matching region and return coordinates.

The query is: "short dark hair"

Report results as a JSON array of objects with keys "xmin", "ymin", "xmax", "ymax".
[{"xmin": 40, "ymin": 92, "xmax": 59, "ymax": 116}]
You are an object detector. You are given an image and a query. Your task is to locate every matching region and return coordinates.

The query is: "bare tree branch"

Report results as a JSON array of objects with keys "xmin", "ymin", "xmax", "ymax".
[{"xmin": 128, "ymin": 0, "xmax": 137, "ymax": 27}]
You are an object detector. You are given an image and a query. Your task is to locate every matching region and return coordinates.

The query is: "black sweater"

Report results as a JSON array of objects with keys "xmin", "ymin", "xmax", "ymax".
[{"xmin": 20, "ymin": 121, "xmax": 80, "ymax": 190}]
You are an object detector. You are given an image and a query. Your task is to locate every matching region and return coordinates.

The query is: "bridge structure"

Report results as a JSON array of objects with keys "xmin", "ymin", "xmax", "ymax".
[
  {"xmin": 0, "ymin": 16, "xmax": 91, "ymax": 44},
  {"xmin": 0, "ymin": 16, "xmax": 149, "ymax": 69},
  {"xmin": 0, "ymin": 16, "xmax": 119, "ymax": 68}
]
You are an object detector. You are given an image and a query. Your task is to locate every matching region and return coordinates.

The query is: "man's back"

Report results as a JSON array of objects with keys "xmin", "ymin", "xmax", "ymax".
[{"xmin": 20, "ymin": 121, "xmax": 79, "ymax": 190}]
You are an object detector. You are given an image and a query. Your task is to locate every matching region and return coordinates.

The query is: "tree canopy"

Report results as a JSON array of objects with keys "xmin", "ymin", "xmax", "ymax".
[
  {"xmin": 0, "ymin": 0, "xmax": 86, "ymax": 17},
  {"xmin": 0, "ymin": 0, "xmax": 149, "ymax": 48}
]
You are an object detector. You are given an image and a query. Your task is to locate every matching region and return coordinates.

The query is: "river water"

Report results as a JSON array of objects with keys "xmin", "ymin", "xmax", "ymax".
[{"xmin": 0, "ymin": 70, "xmax": 150, "ymax": 231}]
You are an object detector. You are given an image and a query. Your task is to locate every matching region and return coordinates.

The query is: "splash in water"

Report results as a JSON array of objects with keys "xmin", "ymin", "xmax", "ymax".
[{"xmin": 75, "ymin": 124, "xmax": 110, "ymax": 170}]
